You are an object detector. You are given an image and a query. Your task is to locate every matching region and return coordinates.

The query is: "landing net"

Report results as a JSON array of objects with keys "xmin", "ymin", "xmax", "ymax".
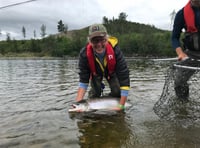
[{"xmin": 153, "ymin": 62, "xmax": 200, "ymax": 124}]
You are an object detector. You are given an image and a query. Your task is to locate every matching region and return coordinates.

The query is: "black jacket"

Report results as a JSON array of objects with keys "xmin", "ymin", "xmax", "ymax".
[{"xmin": 78, "ymin": 37, "xmax": 130, "ymax": 88}]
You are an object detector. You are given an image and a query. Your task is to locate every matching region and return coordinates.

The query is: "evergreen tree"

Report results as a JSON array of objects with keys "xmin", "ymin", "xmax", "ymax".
[
  {"xmin": 57, "ymin": 20, "xmax": 65, "ymax": 32},
  {"xmin": 118, "ymin": 12, "xmax": 128, "ymax": 21},
  {"xmin": 102, "ymin": 16, "xmax": 109, "ymax": 24},
  {"xmin": 6, "ymin": 32, "xmax": 11, "ymax": 42},
  {"xmin": 40, "ymin": 24, "xmax": 46, "ymax": 38},
  {"xmin": 33, "ymin": 30, "xmax": 36, "ymax": 39},
  {"xmin": 22, "ymin": 26, "xmax": 26, "ymax": 39}
]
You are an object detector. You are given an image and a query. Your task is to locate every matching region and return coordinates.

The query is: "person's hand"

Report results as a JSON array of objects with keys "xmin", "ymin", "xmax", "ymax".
[
  {"xmin": 177, "ymin": 52, "xmax": 188, "ymax": 61},
  {"xmin": 112, "ymin": 104, "xmax": 125, "ymax": 111},
  {"xmin": 176, "ymin": 47, "xmax": 188, "ymax": 61}
]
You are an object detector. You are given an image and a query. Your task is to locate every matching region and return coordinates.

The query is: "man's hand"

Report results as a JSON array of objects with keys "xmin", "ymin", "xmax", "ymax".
[
  {"xmin": 112, "ymin": 104, "xmax": 125, "ymax": 111},
  {"xmin": 176, "ymin": 47, "xmax": 188, "ymax": 61}
]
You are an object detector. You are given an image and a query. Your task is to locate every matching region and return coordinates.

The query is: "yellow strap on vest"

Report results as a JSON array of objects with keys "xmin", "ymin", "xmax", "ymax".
[
  {"xmin": 95, "ymin": 57, "xmax": 107, "ymax": 74},
  {"xmin": 103, "ymin": 56, "xmax": 107, "ymax": 67},
  {"xmin": 108, "ymin": 36, "xmax": 118, "ymax": 47}
]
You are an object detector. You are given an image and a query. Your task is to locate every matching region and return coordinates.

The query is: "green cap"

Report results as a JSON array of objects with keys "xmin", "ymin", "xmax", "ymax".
[{"xmin": 88, "ymin": 24, "xmax": 107, "ymax": 40}]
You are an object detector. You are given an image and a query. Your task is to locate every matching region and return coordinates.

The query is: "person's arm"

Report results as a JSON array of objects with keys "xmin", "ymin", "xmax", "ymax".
[
  {"xmin": 112, "ymin": 90, "xmax": 129, "ymax": 111},
  {"xmin": 117, "ymin": 88, "xmax": 129, "ymax": 109},
  {"xmin": 76, "ymin": 87, "xmax": 86, "ymax": 102},
  {"xmin": 118, "ymin": 96, "xmax": 127, "ymax": 110},
  {"xmin": 176, "ymin": 47, "xmax": 188, "ymax": 61},
  {"xmin": 119, "ymin": 96, "xmax": 127, "ymax": 105},
  {"xmin": 114, "ymin": 45, "xmax": 130, "ymax": 110},
  {"xmin": 171, "ymin": 8, "xmax": 188, "ymax": 60},
  {"xmin": 75, "ymin": 47, "xmax": 90, "ymax": 102}
]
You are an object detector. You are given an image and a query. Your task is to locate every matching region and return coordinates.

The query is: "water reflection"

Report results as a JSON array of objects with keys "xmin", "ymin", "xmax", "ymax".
[{"xmin": 73, "ymin": 113, "xmax": 137, "ymax": 148}]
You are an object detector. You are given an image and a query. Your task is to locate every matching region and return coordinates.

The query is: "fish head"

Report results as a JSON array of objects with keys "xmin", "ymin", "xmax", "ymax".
[{"xmin": 68, "ymin": 102, "xmax": 88, "ymax": 112}]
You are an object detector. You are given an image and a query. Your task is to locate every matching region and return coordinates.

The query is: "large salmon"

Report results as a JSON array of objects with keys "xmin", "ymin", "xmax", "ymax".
[{"xmin": 68, "ymin": 97, "xmax": 132, "ymax": 112}]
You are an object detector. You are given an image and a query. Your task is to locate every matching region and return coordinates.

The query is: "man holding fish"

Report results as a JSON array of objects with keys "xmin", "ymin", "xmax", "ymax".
[{"xmin": 74, "ymin": 24, "xmax": 130, "ymax": 111}]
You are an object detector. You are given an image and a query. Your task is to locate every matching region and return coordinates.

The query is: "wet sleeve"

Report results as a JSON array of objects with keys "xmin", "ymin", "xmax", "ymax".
[
  {"xmin": 78, "ymin": 48, "xmax": 90, "ymax": 84},
  {"xmin": 171, "ymin": 8, "xmax": 185, "ymax": 50},
  {"xmin": 114, "ymin": 45, "xmax": 130, "ymax": 89}
]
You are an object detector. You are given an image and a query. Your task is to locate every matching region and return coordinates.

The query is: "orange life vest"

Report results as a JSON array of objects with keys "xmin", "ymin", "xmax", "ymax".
[
  {"xmin": 86, "ymin": 43, "xmax": 116, "ymax": 76},
  {"xmin": 184, "ymin": 0, "xmax": 198, "ymax": 32}
]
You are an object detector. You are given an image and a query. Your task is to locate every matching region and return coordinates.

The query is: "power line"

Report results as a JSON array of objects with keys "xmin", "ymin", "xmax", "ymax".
[{"xmin": 0, "ymin": 0, "xmax": 38, "ymax": 10}]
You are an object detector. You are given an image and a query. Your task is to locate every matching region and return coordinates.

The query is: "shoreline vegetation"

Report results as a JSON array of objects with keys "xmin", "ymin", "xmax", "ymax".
[
  {"xmin": 0, "ymin": 14, "xmax": 177, "ymax": 58},
  {"xmin": 0, "ymin": 52, "xmax": 175, "ymax": 60}
]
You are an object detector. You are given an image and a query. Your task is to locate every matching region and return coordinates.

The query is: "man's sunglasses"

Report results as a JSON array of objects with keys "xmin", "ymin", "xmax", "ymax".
[{"xmin": 91, "ymin": 38, "xmax": 106, "ymax": 44}]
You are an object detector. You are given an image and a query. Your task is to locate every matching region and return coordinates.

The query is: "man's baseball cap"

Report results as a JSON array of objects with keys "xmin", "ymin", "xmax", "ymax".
[{"xmin": 88, "ymin": 24, "xmax": 107, "ymax": 40}]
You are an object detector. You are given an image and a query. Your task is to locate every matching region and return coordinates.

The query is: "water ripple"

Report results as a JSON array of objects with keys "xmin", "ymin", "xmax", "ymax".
[{"xmin": 0, "ymin": 59, "xmax": 200, "ymax": 147}]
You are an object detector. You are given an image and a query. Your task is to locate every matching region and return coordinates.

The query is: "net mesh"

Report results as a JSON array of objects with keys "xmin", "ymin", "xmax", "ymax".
[{"xmin": 153, "ymin": 63, "xmax": 200, "ymax": 124}]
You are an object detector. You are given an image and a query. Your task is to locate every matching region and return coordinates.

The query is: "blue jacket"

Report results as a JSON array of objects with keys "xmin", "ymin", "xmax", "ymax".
[{"xmin": 171, "ymin": 6, "xmax": 200, "ymax": 49}]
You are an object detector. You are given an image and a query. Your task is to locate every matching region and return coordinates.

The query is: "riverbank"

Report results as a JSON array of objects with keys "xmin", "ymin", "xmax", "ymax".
[
  {"xmin": 0, "ymin": 52, "xmax": 174, "ymax": 60},
  {"xmin": 0, "ymin": 52, "xmax": 77, "ymax": 60}
]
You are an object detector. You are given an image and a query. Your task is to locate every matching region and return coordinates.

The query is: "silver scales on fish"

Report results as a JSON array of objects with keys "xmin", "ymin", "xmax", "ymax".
[{"xmin": 68, "ymin": 97, "xmax": 132, "ymax": 113}]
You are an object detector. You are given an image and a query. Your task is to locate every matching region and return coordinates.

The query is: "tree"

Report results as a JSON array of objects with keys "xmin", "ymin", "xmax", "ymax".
[
  {"xmin": 170, "ymin": 9, "xmax": 176, "ymax": 29},
  {"xmin": 22, "ymin": 26, "xmax": 26, "ymax": 39},
  {"xmin": 40, "ymin": 24, "xmax": 46, "ymax": 38},
  {"xmin": 118, "ymin": 12, "xmax": 128, "ymax": 21},
  {"xmin": 102, "ymin": 16, "xmax": 109, "ymax": 24},
  {"xmin": 6, "ymin": 32, "xmax": 11, "ymax": 42},
  {"xmin": 57, "ymin": 20, "xmax": 65, "ymax": 32},
  {"xmin": 33, "ymin": 30, "xmax": 36, "ymax": 39}
]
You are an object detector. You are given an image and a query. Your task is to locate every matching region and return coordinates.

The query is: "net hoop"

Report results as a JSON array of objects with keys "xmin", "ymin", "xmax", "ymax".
[{"xmin": 173, "ymin": 64, "xmax": 200, "ymax": 71}]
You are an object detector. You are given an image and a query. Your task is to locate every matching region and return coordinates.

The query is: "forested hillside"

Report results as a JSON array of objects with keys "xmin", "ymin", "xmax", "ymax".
[{"xmin": 0, "ymin": 14, "xmax": 176, "ymax": 57}]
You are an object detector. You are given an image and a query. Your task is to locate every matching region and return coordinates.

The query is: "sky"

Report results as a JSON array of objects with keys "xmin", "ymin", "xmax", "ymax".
[{"xmin": 0, "ymin": 0, "xmax": 189, "ymax": 40}]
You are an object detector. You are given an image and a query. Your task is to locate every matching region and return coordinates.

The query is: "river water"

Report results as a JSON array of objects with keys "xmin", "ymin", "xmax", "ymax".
[{"xmin": 0, "ymin": 58, "xmax": 200, "ymax": 148}]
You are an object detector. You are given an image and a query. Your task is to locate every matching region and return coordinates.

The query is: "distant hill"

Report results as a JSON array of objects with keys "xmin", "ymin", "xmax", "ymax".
[
  {"xmin": 55, "ymin": 20, "xmax": 167, "ymax": 40},
  {"xmin": 0, "ymin": 19, "xmax": 175, "ymax": 57},
  {"xmin": 58, "ymin": 20, "xmax": 174, "ymax": 57}
]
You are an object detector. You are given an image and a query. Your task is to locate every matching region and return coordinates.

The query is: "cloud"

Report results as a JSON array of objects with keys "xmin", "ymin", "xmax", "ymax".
[{"xmin": 0, "ymin": 0, "xmax": 189, "ymax": 40}]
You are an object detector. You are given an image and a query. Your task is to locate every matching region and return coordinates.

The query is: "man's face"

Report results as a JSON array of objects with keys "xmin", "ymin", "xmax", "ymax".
[{"xmin": 90, "ymin": 36, "xmax": 107, "ymax": 53}]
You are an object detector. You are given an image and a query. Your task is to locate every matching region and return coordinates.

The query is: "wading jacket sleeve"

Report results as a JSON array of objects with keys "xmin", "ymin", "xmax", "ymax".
[
  {"xmin": 78, "ymin": 44, "xmax": 130, "ymax": 88},
  {"xmin": 171, "ymin": 8, "xmax": 185, "ymax": 50},
  {"xmin": 171, "ymin": 7, "xmax": 200, "ymax": 50}
]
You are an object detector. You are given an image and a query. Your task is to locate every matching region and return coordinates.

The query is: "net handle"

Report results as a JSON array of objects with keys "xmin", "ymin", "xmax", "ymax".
[{"xmin": 173, "ymin": 64, "xmax": 200, "ymax": 70}]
